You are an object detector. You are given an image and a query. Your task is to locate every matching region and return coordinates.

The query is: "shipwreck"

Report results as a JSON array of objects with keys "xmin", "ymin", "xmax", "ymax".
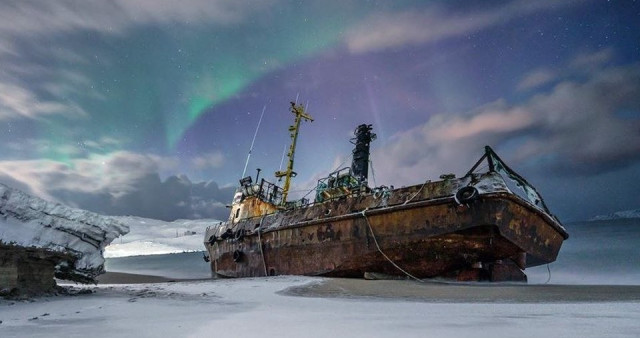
[{"xmin": 204, "ymin": 102, "xmax": 568, "ymax": 282}]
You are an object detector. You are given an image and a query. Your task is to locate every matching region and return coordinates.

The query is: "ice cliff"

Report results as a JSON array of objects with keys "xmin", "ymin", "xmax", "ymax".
[{"xmin": 0, "ymin": 183, "xmax": 129, "ymax": 282}]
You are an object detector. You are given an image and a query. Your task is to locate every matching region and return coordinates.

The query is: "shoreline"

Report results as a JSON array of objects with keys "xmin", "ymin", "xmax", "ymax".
[
  {"xmin": 94, "ymin": 271, "xmax": 210, "ymax": 284},
  {"xmin": 93, "ymin": 273, "xmax": 640, "ymax": 303},
  {"xmin": 281, "ymin": 277, "xmax": 640, "ymax": 303}
]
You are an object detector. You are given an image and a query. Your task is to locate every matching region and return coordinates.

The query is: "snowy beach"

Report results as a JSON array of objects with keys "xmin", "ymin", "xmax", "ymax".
[
  {"xmin": 2, "ymin": 276, "xmax": 640, "ymax": 338},
  {"xmin": 3, "ymin": 210, "xmax": 640, "ymax": 337}
]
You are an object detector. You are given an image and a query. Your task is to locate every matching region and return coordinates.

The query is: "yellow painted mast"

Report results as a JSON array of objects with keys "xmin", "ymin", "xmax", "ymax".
[{"xmin": 275, "ymin": 101, "xmax": 313, "ymax": 205}]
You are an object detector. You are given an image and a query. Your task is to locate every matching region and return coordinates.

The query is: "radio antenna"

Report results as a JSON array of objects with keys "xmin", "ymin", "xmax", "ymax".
[{"xmin": 241, "ymin": 104, "xmax": 266, "ymax": 178}]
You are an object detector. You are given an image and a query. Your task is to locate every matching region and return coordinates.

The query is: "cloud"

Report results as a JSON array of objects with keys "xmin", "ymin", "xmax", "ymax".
[
  {"xmin": 0, "ymin": 0, "xmax": 269, "ymax": 38},
  {"xmin": 427, "ymin": 103, "xmax": 534, "ymax": 142},
  {"xmin": 516, "ymin": 48, "xmax": 615, "ymax": 92},
  {"xmin": 517, "ymin": 68, "xmax": 558, "ymax": 91},
  {"xmin": 371, "ymin": 53, "xmax": 640, "ymax": 186},
  {"xmin": 345, "ymin": 0, "xmax": 583, "ymax": 53},
  {"xmin": 4, "ymin": 137, "xmax": 127, "ymax": 162},
  {"xmin": 570, "ymin": 48, "xmax": 614, "ymax": 70},
  {"xmin": 0, "ymin": 151, "xmax": 233, "ymax": 221},
  {"xmin": 0, "ymin": 82, "xmax": 87, "ymax": 120},
  {"xmin": 0, "ymin": 50, "xmax": 95, "ymax": 121},
  {"xmin": 192, "ymin": 151, "xmax": 225, "ymax": 170}
]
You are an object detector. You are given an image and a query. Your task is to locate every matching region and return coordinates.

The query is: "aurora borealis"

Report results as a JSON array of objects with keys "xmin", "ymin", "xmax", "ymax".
[{"xmin": 0, "ymin": 0, "xmax": 639, "ymax": 221}]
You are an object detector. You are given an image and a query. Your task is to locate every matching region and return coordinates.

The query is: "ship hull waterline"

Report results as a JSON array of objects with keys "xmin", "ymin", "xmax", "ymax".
[{"xmin": 205, "ymin": 192, "xmax": 566, "ymax": 282}]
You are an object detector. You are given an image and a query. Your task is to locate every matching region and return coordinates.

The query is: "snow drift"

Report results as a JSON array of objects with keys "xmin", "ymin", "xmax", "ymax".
[{"xmin": 0, "ymin": 183, "xmax": 129, "ymax": 282}]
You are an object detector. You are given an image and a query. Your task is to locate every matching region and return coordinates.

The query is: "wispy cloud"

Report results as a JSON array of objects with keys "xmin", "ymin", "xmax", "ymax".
[
  {"xmin": 570, "ymin": 48, "xmax": 615, "ymax": 70},
  {"xmin": 0, "ymin": 82, "xmax": 87, "ymax": 120},
  {"xmin": 517, "ymin": 68, "xmax": 558, "ymax": 91},
  {"xmin": 0, "ymin": 0, "xmax": 269, "ymax": 38},
  {"xmin": 517, "ymin": 47, "xmax": 615, "ymax": 92},
  {"xmin": 0, "ymin": 0, "xmax": 273, "ymax": 122},
  {"xmin": 345, "ymin": 0, "xmax": 584, "ymax": 53},
  {"xmin": 0, "ymin": 152, "xmax": 166, "ymax": 197},
  {"xmin": 192, "ymin": 151, "xmax": 225, "ymax": 170}
]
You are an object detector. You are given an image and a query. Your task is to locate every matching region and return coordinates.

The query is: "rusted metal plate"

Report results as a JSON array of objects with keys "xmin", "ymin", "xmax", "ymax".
[{"xmin": 205, "ymin": 176, "xmax": 566, "ymax": 281}]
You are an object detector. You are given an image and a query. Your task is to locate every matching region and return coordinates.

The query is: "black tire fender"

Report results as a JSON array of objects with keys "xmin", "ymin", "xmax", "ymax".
[{"xmin": 455, "ymin": 186, "xmax": 479, "ymax": 204}]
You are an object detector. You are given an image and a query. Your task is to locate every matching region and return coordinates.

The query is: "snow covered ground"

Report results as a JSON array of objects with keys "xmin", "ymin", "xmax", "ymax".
[
  {"xmin": 104, "ymin": 216, "xmax": 219, "ymax": 258},
  {"xmin": 1, "ymin": 277, "xmax": 639, "ymax": 338}
]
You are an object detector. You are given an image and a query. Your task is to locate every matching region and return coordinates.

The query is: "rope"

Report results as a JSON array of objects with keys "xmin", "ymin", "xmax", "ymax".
[
  {"xmin": 403, "ymin": 179, "xmax": 430, "ymax": 205},
  {"xmin": 543, "ymin": 263, "xmax": 551, "ymax": 284},
  {"xmin": 257, "ymin": 216, "xmax": 268, "ymax": 276},
  {"xmin": 361, "ymin": 209, "xmax": 424, "ymax": 283}
]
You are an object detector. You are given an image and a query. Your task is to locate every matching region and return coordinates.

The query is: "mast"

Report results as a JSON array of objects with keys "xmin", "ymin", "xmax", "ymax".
[{"xmin": 275, "ymin": 101, "xmax": 313, "ymax": 204}]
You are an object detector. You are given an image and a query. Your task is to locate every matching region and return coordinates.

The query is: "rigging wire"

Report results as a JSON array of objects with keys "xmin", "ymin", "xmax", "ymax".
[{"xmin": 369, "ymin": 159, "xmax": 377, "ymax": 187}]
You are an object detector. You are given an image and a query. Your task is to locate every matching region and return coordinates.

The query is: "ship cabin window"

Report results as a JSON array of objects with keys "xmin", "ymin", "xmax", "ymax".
[{"xmin": 235, "ymin": 208, "xmax": 240, "ymax": 219}]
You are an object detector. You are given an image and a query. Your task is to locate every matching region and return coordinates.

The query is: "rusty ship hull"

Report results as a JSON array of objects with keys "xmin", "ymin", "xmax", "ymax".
[{"xmin": 204, "ymin": 172, "xmax": 568, "ymax": 282}]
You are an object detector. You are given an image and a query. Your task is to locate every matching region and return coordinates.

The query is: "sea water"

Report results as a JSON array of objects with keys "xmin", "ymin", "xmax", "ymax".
[
  {"xmin": 528, "ymin": 218, "xmax": 640, "ymax": 284},
  {"xmin": 104, "ymin": 251, "xmax": 211, "ymax": 279}
]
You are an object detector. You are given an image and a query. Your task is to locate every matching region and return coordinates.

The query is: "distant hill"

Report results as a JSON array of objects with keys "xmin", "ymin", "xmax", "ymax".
[
  {"xmin": 589, "ymin": 209, "xmax": 640, "ymax": 221},
  {"xmin": 105, "ymin": 216, "xmax": 220, "ymax": 258}
]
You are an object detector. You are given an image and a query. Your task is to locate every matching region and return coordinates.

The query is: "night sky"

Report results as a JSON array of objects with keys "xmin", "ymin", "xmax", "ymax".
[{"xmin": 0, "ymin": 0, "xmax": 638, "ymax": 222}]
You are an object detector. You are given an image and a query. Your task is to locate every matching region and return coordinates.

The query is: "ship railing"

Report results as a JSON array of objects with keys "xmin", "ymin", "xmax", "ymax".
[
  {"xmin": 466, "ymin": 146, "xmax": 556, "ymax": 219},
  {"xmin": 239, "ymin": 176, "xmax": 284, "ymax": 206},
  {"xmin": 315, "ymin": 167, "xmax": 363, "ymax": 203},
  {"xmin": 256, "ymin": 178, "xmax": 284, "ymax": 206}
]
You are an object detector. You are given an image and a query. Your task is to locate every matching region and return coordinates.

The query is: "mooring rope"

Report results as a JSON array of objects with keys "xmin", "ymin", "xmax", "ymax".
[
  {"xmin": 403, "ymin": 179, "xmax": 431, "ymax": 205},
  {"xmin": 544, "ymin": 263, "xmax": 552, "ymax": 284},
  {"xmin": 360, "ymin": 209, "xmax": 424, "ymax": 283},
  {"xmin": 257, "ymin": 215, "xmax": 268, "ymax": 276}
]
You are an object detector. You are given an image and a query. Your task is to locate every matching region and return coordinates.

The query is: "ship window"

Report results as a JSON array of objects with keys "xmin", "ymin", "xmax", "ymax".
[{"xmin": 235, "ymin": 208, "xmax": 240, "ymax": 219}]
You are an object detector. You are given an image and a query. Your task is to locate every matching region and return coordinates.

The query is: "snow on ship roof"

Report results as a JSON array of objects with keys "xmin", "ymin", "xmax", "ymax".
[{"xmin": 0, "ymin": 183, "xmax": 129, "ymax": 281}]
